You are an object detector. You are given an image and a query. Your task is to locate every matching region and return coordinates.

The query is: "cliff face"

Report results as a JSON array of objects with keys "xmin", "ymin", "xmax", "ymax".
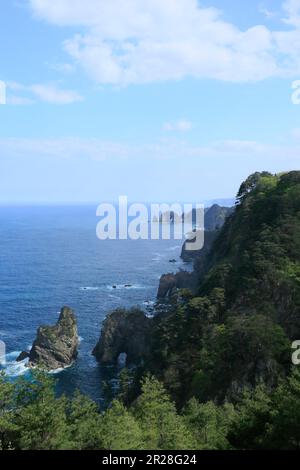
[
  {"xmin": 204, "ymin": 204, "xmax": 233, "ymax": 231},
  {"xmin": 181, "ymin": 229, "xmax": 218, "ymax": 264},
  {"xmin": 157, "ymin": 271, "xmax": 196, "ymax": 299},
  {"xmin": 93, "ymin": 172, "xmax": 300, "ymax": 406},
  {"xmin": 28, "ymin": 306, "xmax": 79, "ymax": 371},
  {"xmin": 180, "ymin": 205, "xmax": 233, "ymax": 267},
  {"xmin": 157, "ymin": 206, "xmax": 233, "ymax": 298},
  {"xmin": 151, "ymin": 172, "xmax": 300, "ymax": 403},
  {"xmin": 93, "ymin": 308, "xmax": 152, "ymax": 365}
]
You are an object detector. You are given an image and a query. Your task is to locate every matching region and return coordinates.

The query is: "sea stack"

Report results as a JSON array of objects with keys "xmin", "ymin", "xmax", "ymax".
[
  {"xmin": 93, "ymin": 308, "xmax": 151, "ymax": 365},
  {"xmin": 28, "ymin": 306, "xmax": 79, "ymax": 371}
]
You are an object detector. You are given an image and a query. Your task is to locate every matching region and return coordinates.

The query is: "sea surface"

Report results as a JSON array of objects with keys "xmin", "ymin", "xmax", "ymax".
[{"xmin": 0, "ymin": 205, "xmax": 191, "ymax": 404}]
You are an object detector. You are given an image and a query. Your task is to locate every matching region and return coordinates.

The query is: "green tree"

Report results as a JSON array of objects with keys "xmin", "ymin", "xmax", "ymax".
[
  {"xmin": 101, "ymin": 400, "xmax": 143, "ymax": 450},
  {"xmin": 133, "ymin": 376, "xmax": 196, "ymax": 450},
  {"xmin": 67, "ymin": 391, "xmax": 103, "ymax": 449},
  {"xmin": 13, "ymin": 373, "xmax": 72, "ymax": 450},
  {"xmin": 0, "ymin": 373, "xmax": 17, "ymax": 449},
  {"xmin": 183, "ymin": 398, "xmax": 235, "ymax": 449}
]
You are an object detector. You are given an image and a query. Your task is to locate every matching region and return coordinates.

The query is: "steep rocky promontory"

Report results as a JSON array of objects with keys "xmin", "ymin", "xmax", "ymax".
[
  {"xmin": 91, "ymin": 172, "xmax": 300, "ymax": 408},
  {"xmin": 180, "ymin": 229, "xmax": 217, "ymax": 263},
  {"xmin": 180, "ymin": 205, "xmax": 233, "ymax": 262},
  {"xmin": 93, "ymin": 308, "xmax": 152, "ymax": 365},
  {"xmin": 28, "ymin": 306, "xmax": 79, "ymax": 371},
  {"xmin": 203, "ymin": 204, "xmax": 233, "ymax": 231}
]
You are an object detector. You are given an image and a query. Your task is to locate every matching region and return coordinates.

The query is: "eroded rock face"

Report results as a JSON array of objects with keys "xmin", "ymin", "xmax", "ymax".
[
  {"xmin": 16, "ymin": 351, "xmax": 30, "ymax": 362},
  {"xmin": 204, "ymin": 204, "xmax": 233, "ymax": 231},
  {"xmin": 93, "ymin": 308, "xmax": 152, "ymax": 365},
  {"xmin": 181, "ymin": 230, "xmax": 218, "ymax": 263},
  {"xmin": 157, "ymin": 271, "xmax": 195, "ymax": 299},
  {"xmin": 28, "ymin": 306, "xmax": 79, "ymax": 371}
]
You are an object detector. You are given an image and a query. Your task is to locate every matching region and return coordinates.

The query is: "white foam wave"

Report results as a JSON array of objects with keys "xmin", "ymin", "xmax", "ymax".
[
  {"xmin": 5, "ymin": 351, "xmax": 21, "ymax": 361},
  {"xmin": 152, "ymin": 253, "xmax": 163, "ymax": 261},
  {"xmin": 143, "ymin": 300, "xmax": 155, "ymax": 306},
  {"xmin": 49, "ymin": 365, "xmax": 70, "ymax": 375},
  {"xmin": 2, "ymin": 351, "xmax": 29, "ymax": 377},
  {"xmin": 2, "ymin": 350, "xmax": 75, "ymax": 378}
]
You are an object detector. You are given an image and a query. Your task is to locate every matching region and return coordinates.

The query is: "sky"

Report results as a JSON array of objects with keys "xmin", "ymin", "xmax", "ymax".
[{"xmin": 0, "ymin": 0, "xmax": 300, "ymax": 203}]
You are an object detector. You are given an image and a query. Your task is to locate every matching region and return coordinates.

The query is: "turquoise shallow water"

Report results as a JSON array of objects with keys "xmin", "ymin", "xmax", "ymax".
[{"xmin": 0, "ymin": 205, "xmax": 190, "ymax": 403}]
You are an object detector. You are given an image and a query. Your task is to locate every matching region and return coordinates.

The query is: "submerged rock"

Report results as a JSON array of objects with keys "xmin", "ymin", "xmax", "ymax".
[
  {"xmin": 28, "ymin": 306, "xmax": 79, "ymax": 371},
  {"xmin": 93, "ymin": 308, "xmax": 152, "ymax": 365}
]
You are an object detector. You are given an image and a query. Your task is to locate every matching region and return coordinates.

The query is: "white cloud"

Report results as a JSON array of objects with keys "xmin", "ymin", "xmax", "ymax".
[
  {"xmin": 283, "ymin": 0, "xmax": 300, "ymax": 27},
  {"xmin": 2, "ymin": 134, "xmax": 299, "ymax": 202},
  {"xmin": 0, "ymin": 137, "xmax": 134, "ymax": 161},
  {"xmin": 1, "ymin": 135, "xmax": 299, "ymax": 162},
  {"xmin": 6, "ymin": 82, "xmax": 83, "ymax": 104},
  {"xmin": 7, "ymin": 96, "xmax": 35, "ymax": 105},
  {"xmin": 290, "ymin": 127, "xmax": 300, "ymax": 139},
  {"xmin": 163, "ymin": 119, "xmax": 193, "ymax": 132},
  {"xmin": 259, "ymin": 4, "xmax": 277, "ymax": 20},
  {"xmin": 30, "ymin": 84, "xmax": 83, "ymax": 104},
  {"xmin": 48, "ymin": 62, "xmax": 75, "ymax": 74},
  {"xmin": 28, "ymin": 0, "xmax": 300, "ymax": 86}
]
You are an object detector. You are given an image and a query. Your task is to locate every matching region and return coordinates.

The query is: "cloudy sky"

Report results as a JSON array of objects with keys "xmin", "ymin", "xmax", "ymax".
[{"xmin": 1, "ymin": 0, "xmax": 300, "ymax": 203}]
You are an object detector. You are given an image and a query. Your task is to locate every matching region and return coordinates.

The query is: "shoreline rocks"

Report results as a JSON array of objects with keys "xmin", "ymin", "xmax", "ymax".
[
  {"xmin": 16, "ymin": 351, "xmax": 30, "ymax": 362},
  {"xmin": 157, "ymin": 271, "xmax": 196, "ymax": 299},
  {"xmin": 28, "ymin": 306, "xmax": 79, "ymax": 371},
  {"xmin": 93, "ymin": 308, "xmax": 152, "ymax": 365}
]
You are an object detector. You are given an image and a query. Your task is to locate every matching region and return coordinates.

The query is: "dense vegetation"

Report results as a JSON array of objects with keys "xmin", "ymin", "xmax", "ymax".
[
  {"xmin": 1, "ymin": 369, "xmax": 300, "ymax": 450},
  {"xmin": 1, "ymin": 171, "xmax": 300, "ymax": 450},
  {"xmin": 148, "ymin": 171, "xmax": 300, "ymax": 405}
]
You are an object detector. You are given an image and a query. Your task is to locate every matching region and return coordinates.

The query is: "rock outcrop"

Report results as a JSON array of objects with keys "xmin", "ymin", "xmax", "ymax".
[
  {"xmin": 181, "ymin": 229, "xmax": 218, "ymax": 263},
  {"xmin": 186, "ymin": 204, "xmax": 233, "ymax": 231},
  {"xmin": 180, "ymin": 206, "xmax": 233, "ymax": 264},
  {"xmin": 204, "ymin": 204, "xmax": 233, "ymax": 231},
  {"xmin": 157, "ymin": 270, "xmax": 196, "ymax": 299},
  {"xmin": 93, "ymin": 308, "xmax": 152, "ymax": 365},
  {"xmin": 16, "ymin": 351, "xmax": 30, "ymax": 362},
  {"xmin": 28, "ymin": 306, "xmax": 79, "ymax": 371}
]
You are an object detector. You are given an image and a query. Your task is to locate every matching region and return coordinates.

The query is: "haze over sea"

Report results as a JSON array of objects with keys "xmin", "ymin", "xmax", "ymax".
[{"xmin": 0, "ymin": 205, "xmax": 190, "ymax": 403}]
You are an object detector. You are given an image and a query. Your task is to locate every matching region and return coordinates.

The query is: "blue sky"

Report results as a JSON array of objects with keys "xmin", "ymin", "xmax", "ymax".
[{"xmin": 0, "ymin": 0, "xmax": 300, "ymax": 203}]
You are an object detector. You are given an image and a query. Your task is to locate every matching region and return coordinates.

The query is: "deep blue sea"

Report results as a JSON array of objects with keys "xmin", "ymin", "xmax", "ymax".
[{"xmin": 0, "ymin": 205, "xmax": 191, "ymax": 404}]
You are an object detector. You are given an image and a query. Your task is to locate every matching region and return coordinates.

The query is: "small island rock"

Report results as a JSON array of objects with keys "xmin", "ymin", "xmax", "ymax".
[{"xmin": 28, "ymin": 306, "xmax": 79, "ymax": 371}]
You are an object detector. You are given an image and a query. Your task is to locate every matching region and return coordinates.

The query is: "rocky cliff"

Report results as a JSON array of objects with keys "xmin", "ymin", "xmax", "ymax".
[
  {"xmin": 28, "ymin": 306, "xmax": 79, "ymax": 371},
  {"xmin": 204, "ymin": 204, "xmax": 233, "ymax": 231},
  {"xmin": 157, "ymin": 270, "xmax": 196, "ymax": 299},
  {"xmin": 93, "ymin": 308, "xmax": 152, "ymax": 365},
  {"xmin": 180, "ymin": 205, "xmax": 233, "ymax": 263},
  {"xmin": 92, "ymin": 172, "xmax": 300, "ymax": 405},
  {"xmin": 181, "ymin": 229, "xmax": 218, "ymax": 263},
  {"xmin": 157, "ymin": 206, "xmax": 233, "ymax": 298}
]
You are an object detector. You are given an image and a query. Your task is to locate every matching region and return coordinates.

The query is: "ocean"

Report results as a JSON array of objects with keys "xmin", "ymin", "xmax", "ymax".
[{"xmin": 0, "ymin": 205, "xmax": 190, "ymax": 404}]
